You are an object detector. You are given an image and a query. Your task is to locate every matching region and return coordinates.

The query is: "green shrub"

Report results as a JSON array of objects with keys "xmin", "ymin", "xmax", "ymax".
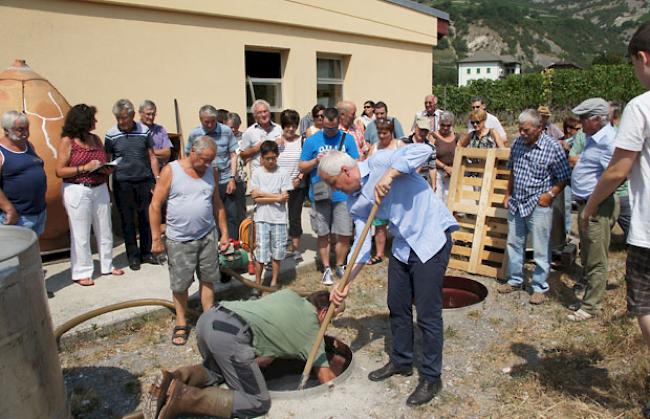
[{"xmin": 434, "ymin": 65, "xmax": 645, "ymax": 118}]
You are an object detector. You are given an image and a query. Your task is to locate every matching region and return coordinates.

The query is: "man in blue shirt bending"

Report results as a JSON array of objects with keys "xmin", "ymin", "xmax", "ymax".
[{"xmin": 321, "ymin": 144, "xmax": 458, "ymax": 407}]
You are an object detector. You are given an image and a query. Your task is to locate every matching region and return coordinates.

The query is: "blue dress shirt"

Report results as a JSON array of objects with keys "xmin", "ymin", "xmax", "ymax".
[
  {"xmin": 347, "ymin": 144, "xmax": 458, "ymax": 264},
  {"xmin": 571, "ymin": 123, "xmax": 616, "ymax": 199}
]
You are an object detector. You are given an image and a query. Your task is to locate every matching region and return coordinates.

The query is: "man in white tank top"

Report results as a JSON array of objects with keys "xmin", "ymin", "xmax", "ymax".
[{"xmin": 150, "ymin": 136, "xmax": 230, "ymax": 346}]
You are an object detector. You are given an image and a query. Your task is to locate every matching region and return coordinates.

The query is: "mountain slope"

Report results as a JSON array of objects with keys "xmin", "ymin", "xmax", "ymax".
[{"xmin": 420, "ymin": 0, "xmax": 650, "ymax": 84}]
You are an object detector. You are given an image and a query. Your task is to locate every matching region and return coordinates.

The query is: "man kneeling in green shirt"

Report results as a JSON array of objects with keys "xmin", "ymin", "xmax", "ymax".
[{"xmin": 145, "ymin": 289, "xmax": 342, "ymax": 419}]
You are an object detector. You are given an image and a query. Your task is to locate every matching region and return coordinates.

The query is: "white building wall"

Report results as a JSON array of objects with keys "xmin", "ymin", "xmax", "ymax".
[{"xmin": 457, "ymin": 62, "xmax": 501, "ymax": 86}]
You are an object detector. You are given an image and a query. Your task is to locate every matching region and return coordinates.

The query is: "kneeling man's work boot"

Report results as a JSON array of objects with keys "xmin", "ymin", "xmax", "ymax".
[
  {"xmin": 172, "ymin": 363, "xmax": 211, "ymax": 387},
  {"xmin": 158, "ymin": 378, "xmax": 234, "ymax": 419},
  {"xmin": 142, "ymin": 369, "xmax": 174, "ymax": 419}
]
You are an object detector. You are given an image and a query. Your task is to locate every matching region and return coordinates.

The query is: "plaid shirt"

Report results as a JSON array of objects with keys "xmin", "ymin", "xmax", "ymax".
[{"xmin": 508, "ymin": 133, "xmax": 570, "ymax": 217}]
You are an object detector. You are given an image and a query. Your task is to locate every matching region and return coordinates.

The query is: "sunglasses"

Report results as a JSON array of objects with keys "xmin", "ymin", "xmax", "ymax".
[
  {"xmin": 315, "ymin": 114, "xmax": 324, "ymax": 119},
  {"xmin": 363, "ymin": 105, "xmax": 373, "ymax": 109},
  {"xmin": 440, "ymin": 123, "xmax": 452, "ymax": 128},
  {"xmin": 471, "ymin": 106, "xmax": 481, "ymax": 109},
  {"xmin": 470, "ymin": 120, "xmax": 482, "ymax": 125}
]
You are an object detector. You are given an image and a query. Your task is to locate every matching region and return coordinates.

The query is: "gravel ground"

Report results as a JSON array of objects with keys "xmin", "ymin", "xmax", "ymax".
[{"xmin": 59, "ymin": 245, "xmax": 644, "ymax": 418}]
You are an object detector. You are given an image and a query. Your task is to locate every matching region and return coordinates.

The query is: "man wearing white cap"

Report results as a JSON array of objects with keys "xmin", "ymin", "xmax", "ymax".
[{"xmin": 567, "ymin": 98, "xmax": 617, "ymax": 321}]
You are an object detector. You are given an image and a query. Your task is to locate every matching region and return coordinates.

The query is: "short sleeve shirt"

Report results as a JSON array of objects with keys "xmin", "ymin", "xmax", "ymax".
[
  {"xmin": 185, "ymin": 123, "xmax": 238, "ymax": 184},
  {"xmin": 221, "ymin": 290, "xmax": 329, "ymax": 368},
  {"xmin": 300, "ymin": 130, "xmax": 360, "ymax": 202},
  {"xmin": 149, "ymin": 123, "xmax": 173, "ymax": 150},
  {"xmin": 250, "ymin": 166, "xmax": 292, "ymax": 224},
  {"xmin": 104, "ymin": 122, "xmax": 154, "ymax": 182},
  {"xmin": 614, "ymin": 90, "xmax": 650, "ymax": 248},
  {"xmin": 507, "ymin": 133, "xmax": 571, "ymax": 217},
  {"xmin": 240, "ymin": 122, "xmax": 283, "ymax": 175}
]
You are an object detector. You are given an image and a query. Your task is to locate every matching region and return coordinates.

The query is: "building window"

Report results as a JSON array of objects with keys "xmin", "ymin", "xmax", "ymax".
[
  {"xmin": 245, "ymin": 50, "xmax": 283, "ymax": 126},
  {"xmin": 487, "ymin": 67, "xmax": 491, "ymax": 74},
  {"xmin": 467, "ymin": 68, "xmax": 471, "ymax": 74},
  {"xmin": 477, "ymin": 68, "xmax": 481, "ymax": 74},
  {"xmin": 317, "ymin": 57, "xmax": 343, "ymax": 108}
]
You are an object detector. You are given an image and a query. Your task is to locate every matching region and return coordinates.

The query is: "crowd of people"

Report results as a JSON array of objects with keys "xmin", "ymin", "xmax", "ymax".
[{"xmin": 1, "ymin": 20, "xmax": 649, "ymax": 419}]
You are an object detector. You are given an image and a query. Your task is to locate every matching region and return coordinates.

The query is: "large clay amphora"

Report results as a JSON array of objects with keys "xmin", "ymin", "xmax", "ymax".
[{"xmin": 0, "ymin": 60, "xmax": 70, "ymax": 252}]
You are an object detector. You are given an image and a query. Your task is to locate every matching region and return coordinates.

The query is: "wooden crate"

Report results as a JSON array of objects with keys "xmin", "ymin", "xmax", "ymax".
[{"xmin": 447, "ymin": 148, "xmax": 511, "ymax": 279}]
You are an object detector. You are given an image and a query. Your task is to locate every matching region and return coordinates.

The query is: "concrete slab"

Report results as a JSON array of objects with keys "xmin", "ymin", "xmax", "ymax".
[{"xmin": 45, "ymin": 206, "xmax": 319, "ymax": 335}]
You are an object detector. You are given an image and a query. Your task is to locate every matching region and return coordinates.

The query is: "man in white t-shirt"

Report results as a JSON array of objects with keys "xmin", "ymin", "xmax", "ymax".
[
  {"xmin": 466, "ymin": 96, "xmax": 507, "ymax": 143},
  {"xmin": 582, "ymin": 22, "xmax": 650, "ymax": 377},
  {"xmin": 240, "ymin": 99, "xmax": 283, "ymax": 176}
]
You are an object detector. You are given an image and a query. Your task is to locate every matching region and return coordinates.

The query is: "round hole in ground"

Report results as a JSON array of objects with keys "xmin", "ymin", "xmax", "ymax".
[
  {"xmin": 261, "ymin": 335, "xmax": 354, "ymax": 399},
  {"xmin": 443, "ymin": 276, "xmax": 488, "ymax": 309}
]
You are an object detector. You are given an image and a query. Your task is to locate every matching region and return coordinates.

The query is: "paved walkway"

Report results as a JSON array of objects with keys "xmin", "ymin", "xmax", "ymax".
[{"xmin": 45, "ymin": 208, "xmax": 319, "ymax": 335}]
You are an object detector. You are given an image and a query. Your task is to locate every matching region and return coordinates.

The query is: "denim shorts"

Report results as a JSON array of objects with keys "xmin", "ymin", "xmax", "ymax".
[{"xmin": 0, "ymin": 210, "xmax": 47, "ymax": 236}]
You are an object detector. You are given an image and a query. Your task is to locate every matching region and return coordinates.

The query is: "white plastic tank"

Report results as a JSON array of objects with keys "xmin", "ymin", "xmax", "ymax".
[{"xmin": 0, "ymin": 226, "xmax": 69, "ymax": 419}]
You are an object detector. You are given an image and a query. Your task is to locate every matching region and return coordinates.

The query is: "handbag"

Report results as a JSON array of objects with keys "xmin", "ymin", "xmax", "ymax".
[{"xmin": 313, "ymin": 133, "xmax": 346, "ymax": 202}]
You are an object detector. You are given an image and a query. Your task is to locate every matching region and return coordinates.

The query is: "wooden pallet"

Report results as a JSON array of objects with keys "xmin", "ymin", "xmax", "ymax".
[{"xmin": 446, "ymin": 148, "xmax": 511, "ymax": 279}]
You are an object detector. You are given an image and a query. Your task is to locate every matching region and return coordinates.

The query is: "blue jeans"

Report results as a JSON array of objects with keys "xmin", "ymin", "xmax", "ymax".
[
  {"xmin": 506, "ymin": 206, "xmax": 553, "ymax": 293},
  {"xmin": 0, "ymin": 210, "xmax": 47, "ymax": 236}
]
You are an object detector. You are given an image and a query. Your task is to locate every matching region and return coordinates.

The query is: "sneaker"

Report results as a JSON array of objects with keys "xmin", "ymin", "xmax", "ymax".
[
  {"xmin": 567, "ymin": 308, "xmax": 593, "ymax": 322},
  {"xmin": 529, "ymin": 292, "xmax": 547, "ymax": 305},
  {"xmin": 497, "ymin": 283, "xmax": 521, "ymax": 294},
  {"xmin": 322, "ymin": 267, "xmax": 334, "ymax": 286},
  {"xmin": 335, "ymin": 265, "xmax": 346, "ymax": 279}
]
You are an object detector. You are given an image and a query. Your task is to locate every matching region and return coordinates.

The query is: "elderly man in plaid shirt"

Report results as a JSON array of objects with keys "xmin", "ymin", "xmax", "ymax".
[{"xmin": 499, "ymin": 109, "xmax": 571, "ymax": 305}]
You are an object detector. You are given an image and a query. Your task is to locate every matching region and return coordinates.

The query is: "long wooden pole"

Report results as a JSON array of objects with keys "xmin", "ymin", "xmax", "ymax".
[
  {"xmin": 298, "ymin": 199, "xmax": 382, "ymax": 390},
  {"xmin": 173, "ymin": 98, "xmax": 185, "ymax": 158}
]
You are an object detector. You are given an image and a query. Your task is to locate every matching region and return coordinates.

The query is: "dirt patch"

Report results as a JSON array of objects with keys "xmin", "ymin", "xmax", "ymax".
[{"xmin": 59, "ymin": 248, "xmax": 648, "ymax": 418}]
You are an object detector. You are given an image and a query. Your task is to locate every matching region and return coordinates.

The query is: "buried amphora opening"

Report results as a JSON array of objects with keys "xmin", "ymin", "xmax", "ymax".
[
  {"xmin": 443, "ymin": 276, "xmax": 488, "ymax": 309},
  {"xmin": 261, "ymin": 335, "xmax": 353, "ymax": 399}
]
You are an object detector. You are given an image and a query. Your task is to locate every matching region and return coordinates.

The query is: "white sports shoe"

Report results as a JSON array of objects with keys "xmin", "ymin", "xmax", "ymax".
[
  {"xmin": 322, "ymin": 267, "xmax": 334, "ymax": 286},
  {"xmin": 335, "ymin": 265, "xmax": 346, "ymax": 279}
]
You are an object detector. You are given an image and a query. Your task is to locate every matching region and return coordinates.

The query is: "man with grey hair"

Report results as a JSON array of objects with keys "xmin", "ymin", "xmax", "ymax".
[
  {"xmin": 139, "ymin": 100, "xmax": 173, "ymax": 168},
  {"xmin": 105, "ymin": 98, "xmax": 160, "ymax": 271},
  {"xmin": 240, "ymin": 99, "xmax": 283, "ymax": 176},
  {"xmin": 467, "ymin": 96, "xmax": 507, "ymax": 142},
  {"xmin": 150, "ymin": 135, "xmax": 229, "ymax": 346},
  {"xmin": 184, "ymin": 105, "xmax": 239, "ymax": 239},
  {"xmin": 566, "ymin": 98, "xmax": 617, "ymax": 321},
  {"xmin": 322, "ymin": 145, "xmax": 458, "ymax": 407},
  {"xmin": 499, "ymin": 109, "xmax": 570, "ymax": 304},
  {"xmin": 0, "ymin": 111, "xmax": 47, "ymax": 234},
  {"xmin": 411, "ymin": 94, "xmax": 442, "ymax": 135}
]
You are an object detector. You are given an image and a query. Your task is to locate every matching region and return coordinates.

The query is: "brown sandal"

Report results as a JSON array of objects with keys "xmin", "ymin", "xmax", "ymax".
[
  {"xmin": 75, "ymin": 278, "xmax": 95, "ymax": 286},
  {"xmin": 171, "ymin": 326, "xmax": 191, "ymax": 346}
]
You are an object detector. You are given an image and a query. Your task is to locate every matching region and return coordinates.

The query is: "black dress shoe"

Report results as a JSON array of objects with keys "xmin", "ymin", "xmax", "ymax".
[
  {"xmin": 368, "ymin": 361, "xmax": 412, "ymax": 382},
  {"xmin": 129, "ymin": 260, "xmax": 141, "ymax": 271},
  {"xmin": 141, "ymin": 254, "xmax": 160, "ymax": 265},
  {"xmin": 406, "ymin": 377, "xmax": 442, "ymax": 407}
]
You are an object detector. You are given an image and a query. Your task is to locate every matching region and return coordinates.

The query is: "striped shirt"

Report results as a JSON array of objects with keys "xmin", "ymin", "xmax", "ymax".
[
  {"xmin": 507, "ymin": 133, "xmax": 570, "ymax": 217},
  {"xmin": 277, "ymin": 137, "xmax": 302, "ymax": 180},
  {"xmin": 104, "ymin": 122, "xmax": 154, "ymax": 182}
]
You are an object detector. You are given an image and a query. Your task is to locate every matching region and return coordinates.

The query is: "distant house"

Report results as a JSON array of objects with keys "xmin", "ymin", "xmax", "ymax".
[
  {"xmin": 457, "ymin": 52, "xmax": 521, "ymax": 87},
  {"xmin": 545, "ymin": 61, "xmax": 582, "ymax": 71}
]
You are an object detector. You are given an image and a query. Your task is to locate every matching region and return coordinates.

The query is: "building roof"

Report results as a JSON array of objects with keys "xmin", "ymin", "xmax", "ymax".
[
  {"xmin": 545, "ymin": 61, "xmax": 582, "ymax": 70},
  {"xmin": 383, "ymin": 0, "xmax": 449, "ymax": 20},
  {"xmin": 458, "ymin": 51, "xmax": 520, "ymax": 64}
]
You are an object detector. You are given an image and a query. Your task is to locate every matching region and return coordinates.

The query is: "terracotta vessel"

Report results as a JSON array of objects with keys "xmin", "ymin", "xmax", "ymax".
[{"xmin": 0, "ymin": 60, "xmax": 70, "ymax": 252}]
